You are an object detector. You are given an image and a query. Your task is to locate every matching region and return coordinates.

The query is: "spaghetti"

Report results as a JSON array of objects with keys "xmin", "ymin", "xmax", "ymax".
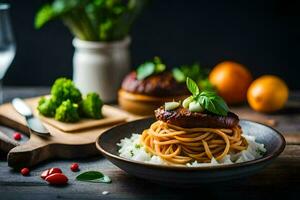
[{"xmin": 140, "ymin": 120, "xmax": 248, "ymax": 165}]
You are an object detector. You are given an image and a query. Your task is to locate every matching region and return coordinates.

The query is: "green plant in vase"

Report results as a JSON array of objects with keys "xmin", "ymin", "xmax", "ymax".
[
  {"xmin": 35, "ymin": 0, "xmax": 147, "ymax": 41},
  {"xmin": 35, "ymin": 0, "xmax": 148, "ymax": 102}
]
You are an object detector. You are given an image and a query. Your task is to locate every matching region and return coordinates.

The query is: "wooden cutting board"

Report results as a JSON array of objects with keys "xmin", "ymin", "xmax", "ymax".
[{"xmin": 0, "ymin": 97, "xmax": 139, "ymax": 169}]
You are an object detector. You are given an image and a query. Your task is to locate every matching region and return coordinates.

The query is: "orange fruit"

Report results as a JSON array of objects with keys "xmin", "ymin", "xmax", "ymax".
[
  {"xmin": 247, "ymin": 75, "xmax": 289, "ymax": 113},
  {"xmin": 209, "ymin": 61, "xmax": 253, "ymax": 104}
]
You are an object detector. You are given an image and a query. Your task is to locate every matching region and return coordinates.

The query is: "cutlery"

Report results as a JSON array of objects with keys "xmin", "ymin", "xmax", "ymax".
[{"xmin": 12, "ymin": 98, "xmax": 50, "ymax": 136}]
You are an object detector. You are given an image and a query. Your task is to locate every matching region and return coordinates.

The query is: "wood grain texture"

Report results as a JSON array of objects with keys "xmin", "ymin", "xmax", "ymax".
[
  {"xmin": 0, "ymin": 97, "xmax": 135, "ymax": 168},
  {"xmin": 0, "ymin": 130, "xmax": 19, "ymax": 152},
  {"xmin": 36, "ymin": 108, "xmax": 127, "ymax": 133},
  {"xmin": 17, "ymin": 97, "xmax": 129, "ymax": 132},
  {"xmin": 0, "ymin": 144, "xmax": 299, "ymax": 199},
  {"xmin": 0, "ymin": 88, "xmax": 299, "ymax": 199},
  {"xmin": 284, "ymin": 133, "xmax": 300, "ymax": 144},
  {"xmin": 231, "ymin": 98, "xmax": 300, "ymax": 134}
]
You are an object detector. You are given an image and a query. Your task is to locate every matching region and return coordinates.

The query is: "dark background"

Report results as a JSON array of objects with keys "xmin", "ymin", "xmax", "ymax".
[{"xmin": 2, "ymin": 0, "xmax": 299, "ymax": 89}]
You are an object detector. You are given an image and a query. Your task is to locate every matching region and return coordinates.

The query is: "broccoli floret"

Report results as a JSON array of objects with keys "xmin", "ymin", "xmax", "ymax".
[
  {"xmin": 37, "ymin": 97, "xmax": 58, "ymax": 117},
  {"xmin": 55, "ymin": 100, "xmax": 80, "ymax": 122},
  {"xmin": 51, "ymin": 78, "xmax": 82, "ymax": 104},
  {"xmin": 79, "ymin": 93, "xmax": 103, "ymax": 119}
]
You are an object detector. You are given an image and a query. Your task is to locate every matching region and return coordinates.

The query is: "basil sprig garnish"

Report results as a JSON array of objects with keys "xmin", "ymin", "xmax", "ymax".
[
  {"xmin": 173, "ymin": 63, "xmax": 205, "ymax": 83},
  {"xmin": 186, "ymin": 77, "xmax": 229, "ymax": 116},
  {"xmin": 186, "ymin": 76, "xmax": 200, "ymax": 97},
  {"xmin": 76, "ymin": 171, "xmax": 112, "ymax": 184},
  {"xmin": 136, "ymin": 57, "xmax": 166, "ymax": 80}
]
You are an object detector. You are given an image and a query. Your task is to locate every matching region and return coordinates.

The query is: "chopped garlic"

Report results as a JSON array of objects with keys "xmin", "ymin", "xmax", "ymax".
[
  {"xmin": 189, "ymin": 101, "xmax": 203, "ymax": 112},
  {"xmin": 182, "ymin": 96, "xmax": 193, "ymax": 108},
  {"xmin": 165, "ymin": 102, "xmax": 180, "ymax": 111}
]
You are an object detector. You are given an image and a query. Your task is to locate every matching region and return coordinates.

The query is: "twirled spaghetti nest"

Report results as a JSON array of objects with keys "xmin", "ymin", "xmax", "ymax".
[{"xmin": 141, "ymin": 121, "xmax": 248, "ymax": 165}]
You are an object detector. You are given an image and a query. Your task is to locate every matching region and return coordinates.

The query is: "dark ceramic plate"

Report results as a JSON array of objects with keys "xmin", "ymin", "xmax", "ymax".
[{"xmin": 96, "ymin": 117, "xmax": 285, "ymax": 186}]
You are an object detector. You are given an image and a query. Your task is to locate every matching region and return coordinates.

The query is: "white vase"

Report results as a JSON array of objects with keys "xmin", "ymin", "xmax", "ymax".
[{"xmin": 72, "ymin": 37, "xmax": 131, "ymax": 102}]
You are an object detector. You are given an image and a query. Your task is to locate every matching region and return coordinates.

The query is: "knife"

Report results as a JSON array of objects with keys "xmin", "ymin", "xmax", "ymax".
[{"xmin": 12, "ymin": 98, "xmax": 50, "ymax": 136}]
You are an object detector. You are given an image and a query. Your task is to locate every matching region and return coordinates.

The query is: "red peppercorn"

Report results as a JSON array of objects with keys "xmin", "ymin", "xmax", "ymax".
[
  {"xmin": 45, "ymin": 173, "xmax": 68, "ymax": 185},
  {"xmin": 40, "ymin": 169, "xmax": 49, "ymax": 179},
  {"xmin": 70, "ymin": 163, "xmax": 79, "ymax": 172},
  {"xmin": 41, "ymin": 168, "xmax": 62, "ymax": 179},
  {"xmin": 13, "ymin": 132, "xmax": 21, "ymax": 140},
  {"xmin": 20, "ymin": 168, "xmax": 30, "ymax": 176},
  {"xmin": 49, "ymin": 168, "xmax": 62, "ymax": 175}
]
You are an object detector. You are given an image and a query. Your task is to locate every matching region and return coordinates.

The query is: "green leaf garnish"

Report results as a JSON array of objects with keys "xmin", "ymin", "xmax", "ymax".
[
  {"xmin": 185, "ymin": 77, "xmax": 229, "ymax": 116},
  {"xmin": 173, "ymin": 63, "xmax": 215, "ymax": 92},
  {"xmin": 173, "ymin": 63, "xmax": 205, "ymax": 83},
  {"xmin": 130, "ymin": 150, "xmax": 134, "ymax": 157},
  {"xmin": 137, "ymin": 62, "xmax": 155, "ymax": 80},
  {"xmin": 76, "ymin": 171, "xmax": 111, "ymax": 184},
  {"xmin": 154, "ymin": 57, "xmax": 166, "ymax": 72},
  {"xmin": 256, "ymin": 148, "xmax": 265, "ymax": 156},
  {"xmin": 172, "ymin": 68, "xmax": 186, "ymax": 82},
  {"xmin": 186, "ymin": 77, "xmax": 200, "ymax": 96},
  {"xmin": 136, "ymin": 57, "xmax": 166, "ymax": 80},
  {"xmin": 197, "ymin": 91, "xmax": 229, "ymax": 116}
]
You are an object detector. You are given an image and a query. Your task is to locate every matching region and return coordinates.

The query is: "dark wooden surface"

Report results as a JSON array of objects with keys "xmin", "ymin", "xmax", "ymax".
[{"xmin": 0, "ymin": 88, "xmax": 299, "ymax": 200}]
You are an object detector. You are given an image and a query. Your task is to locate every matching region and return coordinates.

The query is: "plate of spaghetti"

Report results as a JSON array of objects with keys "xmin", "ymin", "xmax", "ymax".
[{"xmin": 96, "ymin": 78, "xmax": 285, "ymax": 185}]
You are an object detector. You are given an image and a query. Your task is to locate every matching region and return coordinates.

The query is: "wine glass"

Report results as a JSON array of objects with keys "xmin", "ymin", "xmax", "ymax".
[{"xmin": 0, "ymin": 3, "xmax": 16, "ymax": 103}]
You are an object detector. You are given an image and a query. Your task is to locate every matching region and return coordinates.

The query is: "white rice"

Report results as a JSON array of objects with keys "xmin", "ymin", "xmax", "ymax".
[{"xmin": 117, "ymin": 133, "xmax": 266, "ymax": 167}]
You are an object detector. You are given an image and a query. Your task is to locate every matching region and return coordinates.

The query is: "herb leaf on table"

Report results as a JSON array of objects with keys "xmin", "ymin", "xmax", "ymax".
[{"xmin": 76, "ymin": 171, "xmax": 112, "ymax": 183}]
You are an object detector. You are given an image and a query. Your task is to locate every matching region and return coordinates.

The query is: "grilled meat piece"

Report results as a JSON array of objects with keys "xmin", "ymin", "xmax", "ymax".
[
  {"xmin": 121, "ymin": 72, "xmax": 189, "ymax": 97},
  {"xmin": 155, "ymin": 106, "xmax": 239, "ymax": 128}
]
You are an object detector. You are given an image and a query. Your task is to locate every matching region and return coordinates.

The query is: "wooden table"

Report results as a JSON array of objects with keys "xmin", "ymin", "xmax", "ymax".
[{"xmin": 0, "ymin": 87, "xmax": 299, "ymax": 199}]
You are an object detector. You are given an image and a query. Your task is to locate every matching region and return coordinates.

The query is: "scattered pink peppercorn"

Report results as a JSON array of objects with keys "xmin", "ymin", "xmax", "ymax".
[
  {"xmin": 13, "ymin": 132, "xmax": 21, "ymax": 140},
  {"xmin": 20, "ymin": 168, "xmax": 30, "ymax": 176},
  {"xmin": 41, "ymin": 168, "xmax": 62, "ymax": 179},
  {"xmin": 45, "ymin": 173, "xmax": 68, "ymax": 185},
  {"xmin": 70, "ymin": 163, "xmax": 79, "ymax": 172}
]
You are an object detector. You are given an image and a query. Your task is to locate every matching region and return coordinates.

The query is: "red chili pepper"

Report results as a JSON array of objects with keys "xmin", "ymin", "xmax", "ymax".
[
  {"xmin": 70, "ymin": 163, "xmax": 79, "ymax": 172},
  {"xmin": 45, "ymin": 173, "xmax": 68, "ymax": 185},
  {"xmin": 41, "ymin": 168, "xmax": 62, "ymax": 179},
  {"xmin": 13, "ymin": 132, "xmax": 22, "ymax": 140},
  {"xmin": 20, "ymin": 168, "xmax": 30, "ymax": 176}
]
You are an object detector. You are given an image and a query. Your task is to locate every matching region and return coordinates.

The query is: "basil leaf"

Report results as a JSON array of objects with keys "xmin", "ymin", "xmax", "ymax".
[
  {"xmin": 35, "ymin": 4, "xmax": 56, "ymax": 29},
  {"xmin": 136, "ymin": 57, "xmax": 166, "ymax": 80},
  {"xmin": 137, "ymin": 62, "xmax": 155, "ymax": 80},
  {"xmin": 197, "ymin": 91, "xmax": 229, "ymax": 116},
  {"xmin": 76, "ymin": 171, "xmax": 112, "ymax": 184},
  {"xmin": 214, "ymin": 96, "xmax": 229, "ymax": 114},
  {"xmin": 186, "ymin": 77, "xmax": 200, "ymax": 96},
  {"xmin": 155, "ymin": 63, "xmax": 166, "ymax": 73},
  {"xmin": 172, "ymin": 63, "xmax": 207, "ymax": 82},
  {"xmin": 76, "ymin": 171, "xmax": 103, "ymax": 180},
  {"xmin": 153, "ymin": 57, "xmax": 166, "ymax": 73},
  {"xmin": 80, "ymin": 175, "xmax": 112, "ymax": 183},
  {"xmin": 99, "ymin": 175, "xmax": 112, "ymax": 183},
  {"xmin": 172, "ymin": 68, "xmax": 186, "ymax": 82}
]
